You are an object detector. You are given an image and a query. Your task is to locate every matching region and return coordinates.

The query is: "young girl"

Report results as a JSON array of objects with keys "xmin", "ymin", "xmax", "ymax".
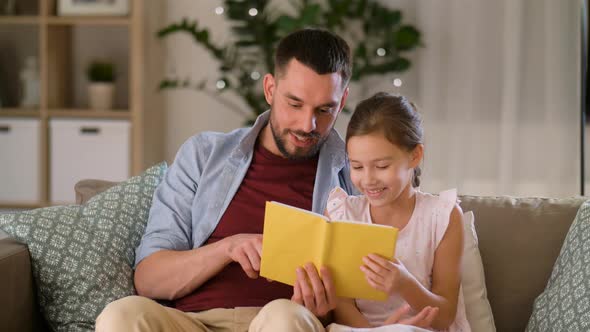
[{"xmin": 327, "ymin": 92, "xmax": 470, "ymax": 332}]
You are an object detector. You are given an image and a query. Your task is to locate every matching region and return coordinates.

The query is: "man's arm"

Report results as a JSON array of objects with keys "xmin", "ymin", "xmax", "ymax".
[
  {"xmin": 134, "ymin": 233, "xmax": 262, "ymax": 300},
  {"xmin": 133, "ymin": 136, "xmax": 264, "ymax": 300},
  {"xmin": 134, "ymin": 242, "xmax": 230, "ymax": 300}
]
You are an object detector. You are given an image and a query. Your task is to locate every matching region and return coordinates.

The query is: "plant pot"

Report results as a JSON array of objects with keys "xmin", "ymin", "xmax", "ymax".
[{"xmin": 88, "ymin": 83, "xmax": 114, "ymax": 110}]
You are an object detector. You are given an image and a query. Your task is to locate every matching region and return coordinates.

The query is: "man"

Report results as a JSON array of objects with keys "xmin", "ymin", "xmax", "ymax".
[{"xmin": 96, "ymin": 28, "xmax": 355, "ymax": 332}]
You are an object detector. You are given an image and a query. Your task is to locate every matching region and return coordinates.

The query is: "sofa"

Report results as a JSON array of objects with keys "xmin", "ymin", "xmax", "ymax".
[{"xmin": 0, "ymin": 179, "xmax": 586, "ymax": 332}]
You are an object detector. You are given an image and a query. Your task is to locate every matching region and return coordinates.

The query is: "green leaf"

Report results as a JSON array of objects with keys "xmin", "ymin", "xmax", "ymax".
[
  {"xmin": 354, "ymin": 0, "xmax": 369, "ymax": 17},
  {"xmin": 386, "ymin": 10, "xmax": 402, "ymax": 27},
  {"xmin": 275, "ymin": 15, "xmax": 298, "ymax": 34},
  {"xmin": 87, "ymin": 61, "xmax": 115, "ymax": 82},
  {"xmin": 195, "ymin": 30, "xmax": 209, "ymax": 43},
  {"xmin": 158, "ymin": 78, "xmax": 179, "ymax": 90},
  {"xmin": 393, "ymin": 25, "xmax": 421, "ymax": 51},
  {"xmin": 235, "ymin": 40, "xmax": 258, "ymax": 47},
  {"xmin": 391, "ymin": 57, "xmax": 411, "ymax": 71},
  {"xmin": 232, "ymin": 25, "xmax": 256, "ymax": 36},
  {"xmin": 300, "ymin": 4, "xmax": 321, "ymax": 25},
  {"xmin": 324, "ymin": 12, "xmax": 342, "ymax": 29},
  {"xmin": 355, "ymin": 42, "xmax": 367, "ymax": 58}
]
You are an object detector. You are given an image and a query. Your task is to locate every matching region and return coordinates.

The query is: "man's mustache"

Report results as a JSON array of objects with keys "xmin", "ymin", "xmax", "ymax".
[{"xmin": 287, "ymin": 130, "xmax": 320, "ymax": 139}]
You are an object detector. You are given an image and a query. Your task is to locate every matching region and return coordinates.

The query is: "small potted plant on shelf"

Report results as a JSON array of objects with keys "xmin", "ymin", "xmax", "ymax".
[{"xmin": 87, "ymin": 60, "xmax": 115, "ymax": 110}]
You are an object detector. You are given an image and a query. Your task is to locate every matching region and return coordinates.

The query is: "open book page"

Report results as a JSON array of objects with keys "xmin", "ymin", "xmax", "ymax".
[
  {"xmin": 325, "ymin": 221, "xmax": 398, "ymax": 301},
  {"xmin": 260, "ymin": 201, "xmax": 326, "ymax": 286}
]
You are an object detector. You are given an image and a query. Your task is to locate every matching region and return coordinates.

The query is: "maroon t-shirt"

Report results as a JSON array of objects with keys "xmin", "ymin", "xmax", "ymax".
[{"xmin": 173, "ymin": 142, "xmax": 318, "ymax": 312}]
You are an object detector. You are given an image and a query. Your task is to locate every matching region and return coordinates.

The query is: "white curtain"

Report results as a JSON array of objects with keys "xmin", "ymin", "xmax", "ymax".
[{"xmin": 415, "ymin": 0, "xmax": 582, "ymax": 197}]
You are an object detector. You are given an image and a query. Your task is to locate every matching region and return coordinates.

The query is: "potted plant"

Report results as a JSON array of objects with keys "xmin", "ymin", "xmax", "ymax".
[
  {"xmin": 87, "ymin": 60, "xmax": 115, "ymax": 110},
  {"xmin": 157, "ymin": 0, "xmax": 422, "ymax": 124}
]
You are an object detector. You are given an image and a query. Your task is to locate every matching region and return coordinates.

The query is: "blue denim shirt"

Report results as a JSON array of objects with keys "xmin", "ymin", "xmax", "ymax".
[{"xmin": 135, "ymin": 111, "xmax": 356, "ymax": 267}]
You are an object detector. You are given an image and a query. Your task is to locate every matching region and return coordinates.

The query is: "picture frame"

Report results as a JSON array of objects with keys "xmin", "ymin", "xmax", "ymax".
[{"xmin": 57, "ymin": 0, "xmax": 129, "ymax": 16}]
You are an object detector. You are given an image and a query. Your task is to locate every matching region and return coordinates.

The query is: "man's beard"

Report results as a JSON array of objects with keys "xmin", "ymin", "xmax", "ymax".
[{"xmin": 269, "ymin": 116, "xmax": 326, "ymax": 161}]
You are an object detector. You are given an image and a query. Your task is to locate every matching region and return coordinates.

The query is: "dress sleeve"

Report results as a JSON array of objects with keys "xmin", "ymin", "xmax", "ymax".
[
  {"xmin": 434, "ymin": 188, "xmax": 458, "ymax": 247},
  {"xmin": 325, "ymin": 187, "xmax": 350, "ymax": 220}
]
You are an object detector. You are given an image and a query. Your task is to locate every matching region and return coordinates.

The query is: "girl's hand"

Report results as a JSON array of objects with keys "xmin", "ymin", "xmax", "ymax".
[
  {"xmin": 384, "ymin": 303, "xmax": 439, "ymax": 328},
  {"xmin": 360, "ymin": 254, "xmax": 412, "ymax": 295}
]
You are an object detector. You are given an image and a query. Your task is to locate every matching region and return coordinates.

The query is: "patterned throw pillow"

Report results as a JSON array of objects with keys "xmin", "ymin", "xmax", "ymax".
[
  {"xmin": 526, "ymin": 201, "xmax": 590, "ymax": 332},
  {"xmin": 0, "ymin": 162, "xmax": 167, "ymax": 332}
]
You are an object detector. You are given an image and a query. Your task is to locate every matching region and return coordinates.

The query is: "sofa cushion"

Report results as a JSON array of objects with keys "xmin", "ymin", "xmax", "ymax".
[
  {"xmin": 461, "ymin": 211, "xmax": 495, "ymax": 332},
  {"xmin": 459, "ymin": 195, "xmax": 586, "ymax": 332},
  {"xmin": 0, "ymin": 162, "xmax": 167, "ymax": 332},
  {"xmin": 526, "ymin": 201, "xmax": 590, "ymax": 331}
]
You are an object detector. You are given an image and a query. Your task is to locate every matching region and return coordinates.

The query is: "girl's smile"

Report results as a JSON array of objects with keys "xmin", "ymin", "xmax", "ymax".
[{"xmin": 347, "ymin": 132, "xmax": 418, "ymax": 209}]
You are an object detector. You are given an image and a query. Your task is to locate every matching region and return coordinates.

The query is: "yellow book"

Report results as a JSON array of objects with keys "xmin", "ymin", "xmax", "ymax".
[{"xmin": 260, "ymin": 201, "xmax": 398, "ymax": 301}]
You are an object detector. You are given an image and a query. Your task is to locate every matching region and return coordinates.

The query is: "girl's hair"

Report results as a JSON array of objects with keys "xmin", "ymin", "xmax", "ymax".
[{"xmin": 346, "ymin": 92, "xmax": 424, "ymax": 187}]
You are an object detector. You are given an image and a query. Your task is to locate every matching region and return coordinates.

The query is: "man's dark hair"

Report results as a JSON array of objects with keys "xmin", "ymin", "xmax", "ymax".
[{"xmin": 274, "ymin": 28, "xmax": 352, "ymax": 87}]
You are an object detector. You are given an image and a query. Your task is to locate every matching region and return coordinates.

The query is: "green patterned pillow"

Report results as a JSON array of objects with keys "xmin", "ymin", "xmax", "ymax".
[
  {"xmin": 526, "ymin": 201, "xmax": 590, "ymax": 332},
  {"xmin": 0, "ymin": 162, "xmax": 167, "ymax": 332}
]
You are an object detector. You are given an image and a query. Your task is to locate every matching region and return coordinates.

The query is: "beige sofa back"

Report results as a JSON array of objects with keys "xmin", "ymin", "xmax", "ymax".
[{"xmin": 459, "ymin": 195, "xmax": 586, "ymax": 332}]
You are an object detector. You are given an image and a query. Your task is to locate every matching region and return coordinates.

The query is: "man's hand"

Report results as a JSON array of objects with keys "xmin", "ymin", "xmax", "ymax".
[
  {"xmin": 384, "ymin": 303, "xmax": 439, "ymax": 328},
  {"xmin": 225, "ymin": 234, "xmax": 263, "ymax": 279},
  {"xmin": 291, "ymin": 262, "xmax": 337, "ymax": 317}
]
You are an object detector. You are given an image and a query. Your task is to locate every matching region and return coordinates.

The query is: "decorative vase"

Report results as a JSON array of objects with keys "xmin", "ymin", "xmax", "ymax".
[
  {"xmin": 19, "ymin": 56, "xmax": 40, "ymax": 108},
  {"xmin": 88, "ymin": 83, "xmax": 114, "ymax": 110}
]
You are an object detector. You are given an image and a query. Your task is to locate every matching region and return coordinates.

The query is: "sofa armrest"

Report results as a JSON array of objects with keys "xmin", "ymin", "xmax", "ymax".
[{"xmin": 0, "ymin": 232, "xmax": 44, "ymax": 332}]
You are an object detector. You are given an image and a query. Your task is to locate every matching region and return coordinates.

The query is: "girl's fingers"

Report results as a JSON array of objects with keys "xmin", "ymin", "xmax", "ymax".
[
  {"xmin": 364, "ymin": 276, "xmax": 381, "ymax": 291},
  {"xmin": 422, "ymin": 307, "xmax": 439, "ymax": 327},
  {"xmin": 363, "ymin": 254, "xmax": 396, "ymax": 276},
  {"xmin": 400, "ymin": 306, "xmax": 431, "ymax": 327},
  {"xmin": 387, "ymin": 257, "xmax": 400, "ymax": 265},
  {"xmin": 367, "ymin": 253, "xmax": 393, "ymax": 268},
  {"xmin": 384, "ymin": 303, "xmax": 412, "ymax": 324},
  {"xmin": 362, "ymin": 268, "xmax": 387, "ymax": 292},
  {"xmin": 360, "ymin": 265, "xmax": 386, "ymax": 285},
  {"xmin": 400, "ymin": 306, "xmax": 439, "ymax": 328},
  {"xmin": 363, "ymin": 257, "xmax": 387, "ymax": 274}
]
